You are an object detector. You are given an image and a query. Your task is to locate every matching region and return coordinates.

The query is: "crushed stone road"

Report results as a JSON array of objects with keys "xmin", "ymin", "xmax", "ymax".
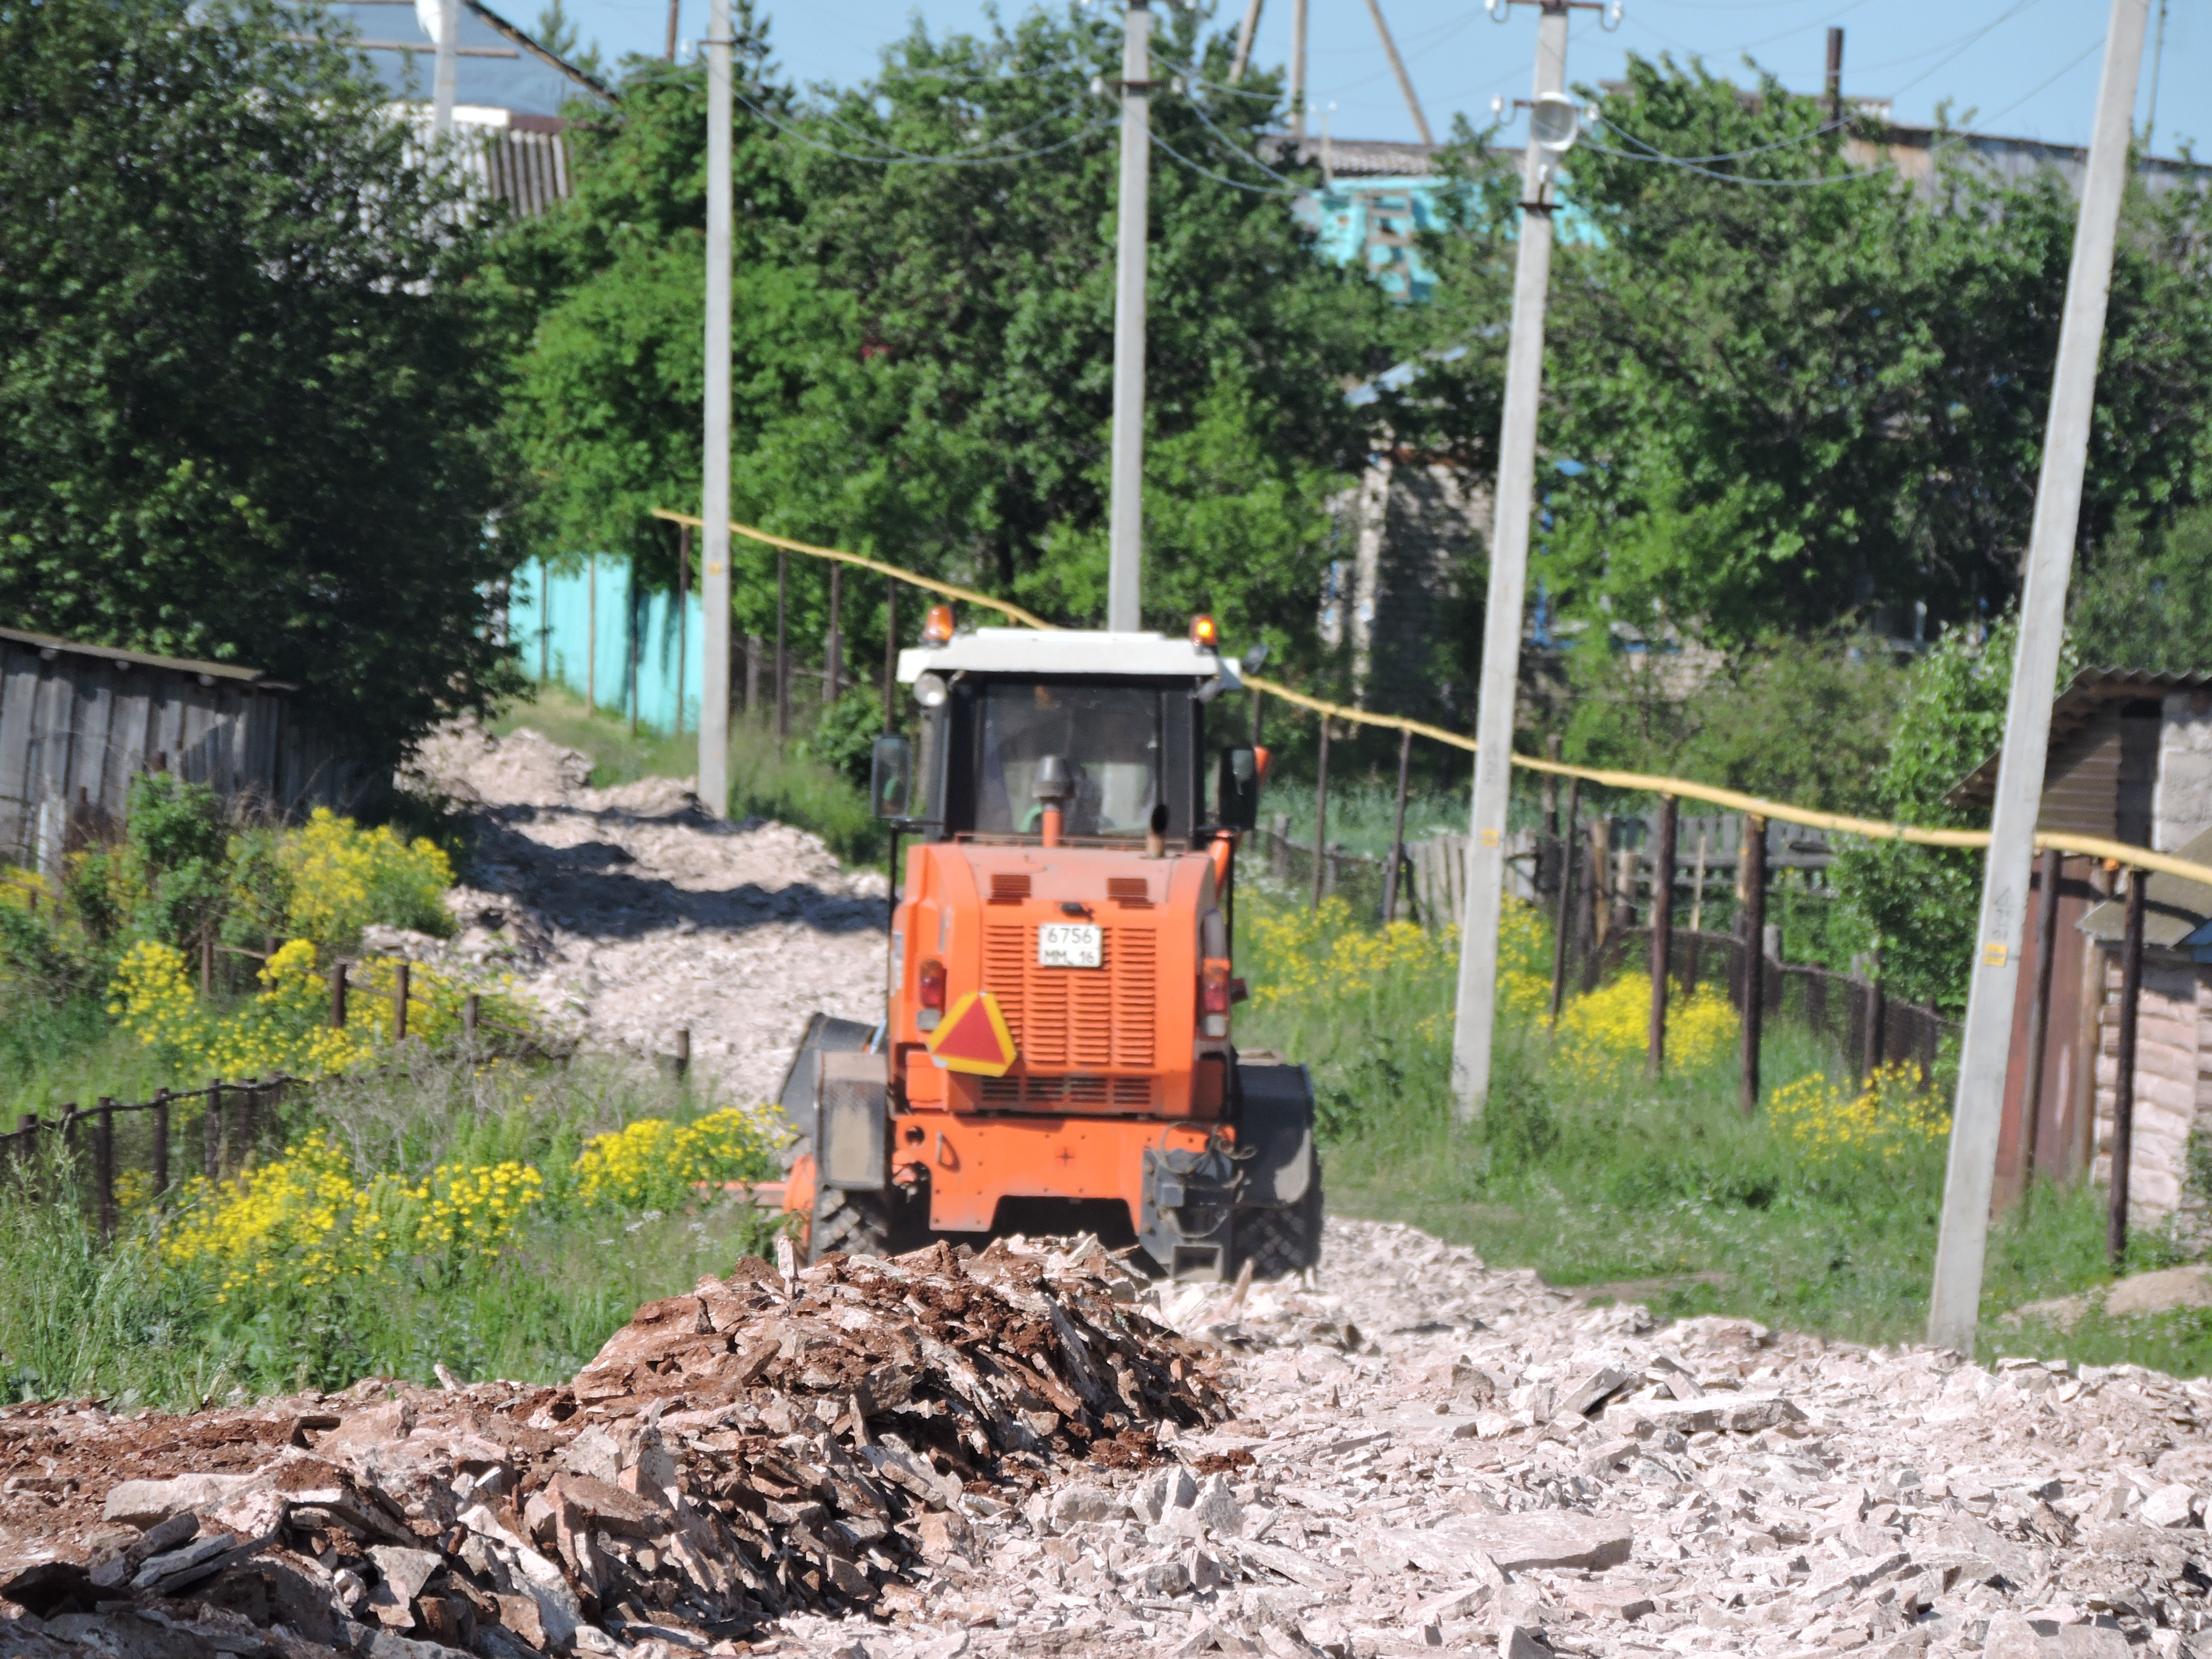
[
  {"xmin": 394, "ymin": 721, "xmax": 888, "ymax": 1105},
  {"xmin": 11, "ymin": 1219, "xmax": 2212, "ymax": 1658}
]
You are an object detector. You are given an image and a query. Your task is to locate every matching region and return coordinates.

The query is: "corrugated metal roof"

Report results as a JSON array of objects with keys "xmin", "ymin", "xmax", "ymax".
[
  {"xmin": 0, "ymin": 626, "xmax": 273, "ymax": 686},
  {"xmin": 2079, "ymin": 822, "xmax": 2212, "ymax": 948},
  {"xmin": 1947, "ymin": 668, "xmax": 2212, "ymax": 811}
]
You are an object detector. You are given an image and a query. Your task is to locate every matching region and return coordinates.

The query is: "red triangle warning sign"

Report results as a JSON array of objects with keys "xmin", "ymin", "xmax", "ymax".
[{"xmin": 927, "ymin": 990, "xmax": 1018, "ymax": 1077}]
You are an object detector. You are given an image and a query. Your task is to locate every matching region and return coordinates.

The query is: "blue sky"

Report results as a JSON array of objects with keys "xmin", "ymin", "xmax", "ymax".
[{"xmin": 538, "ymin": 0, "xmax": 2200, "ymax": 158}]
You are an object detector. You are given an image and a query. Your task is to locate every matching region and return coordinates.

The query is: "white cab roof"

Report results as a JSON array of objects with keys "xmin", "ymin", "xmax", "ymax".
[{"xmin": 898, "ymin": 628, "xmax": 1240, "ymax": 688}]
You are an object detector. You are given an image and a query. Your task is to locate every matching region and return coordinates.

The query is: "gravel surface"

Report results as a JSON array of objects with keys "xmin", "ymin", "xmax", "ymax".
[
  {"xmin": 394, "ymin": 722, "xmax": 889, "ymax": 1104},
  {"xmin": 759, "ymin": 1219, "xmax": 2212, "ymax": 1659},
  {"xmin": 12, "ymin": 1221, "xmax": 2212, "ymax": 1658}
]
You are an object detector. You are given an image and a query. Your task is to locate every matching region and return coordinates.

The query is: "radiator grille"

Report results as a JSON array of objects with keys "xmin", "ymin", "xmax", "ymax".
[
  {"xmin": 983, "ymin": 922, "xmax": 1158, "ymax": 1073},
  {"xmin": 978, "ymin": 1075, "xmax": 1154, "ymax": 1110}
]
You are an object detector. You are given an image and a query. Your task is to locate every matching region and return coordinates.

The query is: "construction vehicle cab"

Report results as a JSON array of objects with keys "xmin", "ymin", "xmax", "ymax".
[{"xmin": 781, "ymin": 621, "xmax": 1321, "ymax": 1281}]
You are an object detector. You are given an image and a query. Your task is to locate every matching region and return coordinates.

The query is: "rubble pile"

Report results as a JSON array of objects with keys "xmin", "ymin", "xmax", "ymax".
[
  {"xmin": 0, "ymin": 1238, "xmax": 1225, "ymax": 1659},
  {"xmin": 391, "ymin": 720, "xmax": 888, "ymax": 1100}
]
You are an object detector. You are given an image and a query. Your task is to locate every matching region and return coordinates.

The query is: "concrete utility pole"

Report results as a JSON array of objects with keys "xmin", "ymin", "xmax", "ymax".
[
  {"xmin": 1925, "ymin": 0, "xmax": 2151, "ymax": 1354},
  {"xmin": 697, "ymin": 0, "xmax": 733, "ymax": 816},
  {"xmin": 433, "ymin": 0, "xmax": 458, "ymax": 135},
  {"xmin": 1106, "ymin": 0, "xmax": 1154, "ymax": 633},
  {"xmin": 1288, "ymin": 0, "xmax": 1308, "ymax": 139},
  {"xmin": 1229, "ymin": 0, "xmax": 1263, "ymax": 82},
  {"xmin": 1446, "ymin": 0, "xmax": 1580, "ymax": 1123},
  {"xmin": 1363, "ymin": 0, "xmax": 1434, "ymax": 146}
]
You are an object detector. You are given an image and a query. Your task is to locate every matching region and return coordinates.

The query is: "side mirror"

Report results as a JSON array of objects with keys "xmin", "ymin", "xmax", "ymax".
[
  {"xmin": 870, "ymin": 735, "xmax": 913, "ymax": 820},
  {"xmin": 1215, "ymin": 746, "xmax": 1261, "ymax": 831}
]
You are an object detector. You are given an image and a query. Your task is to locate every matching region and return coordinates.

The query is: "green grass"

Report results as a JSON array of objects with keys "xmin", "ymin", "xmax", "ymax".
[
  {"xmin": 0, "ymin": 1053, "xmax": 792, "ymax": 1406},
  {"xmin": 1237, "ymin": 890, "xmax": 2202, "ymax": 1370},
  {"xmin": 493, "ymin": 685, "xmax": 886, "ymax": 865}
]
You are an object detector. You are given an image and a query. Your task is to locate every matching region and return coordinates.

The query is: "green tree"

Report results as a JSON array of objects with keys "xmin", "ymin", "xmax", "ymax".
[
  {"xmin": 2071, "ymin": 505, "xmax": 2212, "ymax": 671},
  {"xmin": 497, "ymin": 6, "xmax": 1388, "ymax": 685},
  {"xmin": 1830, "ymin": 617, "xmax": 2078, "ymax": 1013},
  {"xmin": 1559, "ymin": 632, "xmax": 1906, "ymax": 814},
  {"xmin": 1409, "ymin": 56, "xmax": 2212, "ymax": 648},
  {"xmin": 0, "ymin": 0, "xmax": 522, "ymax": 762}
]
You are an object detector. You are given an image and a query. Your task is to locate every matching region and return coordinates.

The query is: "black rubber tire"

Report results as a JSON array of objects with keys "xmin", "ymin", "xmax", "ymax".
[
  {"xmin": 1231, "ymin": 1163, "xmax": 1324, "ymax": 1280},
  {"xmin": 810, "ymin": 1183, "xmax": 926, "ymax": 1263}
]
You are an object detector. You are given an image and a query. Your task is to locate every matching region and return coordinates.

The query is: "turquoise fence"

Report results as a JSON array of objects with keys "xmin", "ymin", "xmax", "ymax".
[{"xmin": 510, "ymin": 556, "xmax": 704, "ymax": 735}]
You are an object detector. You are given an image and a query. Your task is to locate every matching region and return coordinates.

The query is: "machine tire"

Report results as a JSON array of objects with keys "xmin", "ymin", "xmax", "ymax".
[
  {"xmin": 810, "ymin": 1182, "xmax": 925, "ymax": 1264},
  {"xmin": 1231, "ymin": 1164, "xmax": 1324, "ymax": 1281}
]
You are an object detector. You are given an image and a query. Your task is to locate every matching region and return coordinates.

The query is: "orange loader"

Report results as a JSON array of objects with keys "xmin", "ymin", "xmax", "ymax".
[{"xmin": 778, "ymin": 611, "xmax": 1321, "ymax": 1281}]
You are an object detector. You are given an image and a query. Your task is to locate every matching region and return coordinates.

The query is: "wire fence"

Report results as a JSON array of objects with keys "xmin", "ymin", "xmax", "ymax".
[{"xmin": 1, "ymin": 1075, "xmax": 295, "ymax": 1241}]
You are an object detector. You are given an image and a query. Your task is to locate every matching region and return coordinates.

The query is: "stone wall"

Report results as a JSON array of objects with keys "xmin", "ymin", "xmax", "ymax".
[{"xmin": 2092, "ymin": 951, "xmax": 2212, "ymax": 1225}]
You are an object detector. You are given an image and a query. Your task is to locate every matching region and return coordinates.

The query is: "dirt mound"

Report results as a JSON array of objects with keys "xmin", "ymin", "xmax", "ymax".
[
  {"xmin": 391, "ymin": 721, "xmax": 889, "ymax": 1103},
  {"xmin": 0, "ymin": 1239, "xmax": 1222, "ymax": 1658}
]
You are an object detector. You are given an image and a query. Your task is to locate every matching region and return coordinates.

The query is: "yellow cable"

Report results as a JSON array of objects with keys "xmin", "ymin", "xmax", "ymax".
[{"xmin": 654, "ymin": 506, "xmax": 2212, "ymax": 890}]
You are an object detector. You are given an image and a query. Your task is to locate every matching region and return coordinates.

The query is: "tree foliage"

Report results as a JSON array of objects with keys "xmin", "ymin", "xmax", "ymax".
[
  {"xmin": 0, "ymin": 0, "xmax": 522, "ymax": 760},
  {"xmin": 495, "ymin": 6, "xmax": 1388, "ymax": 678},
  {"xmin": 1410, "ymin": 56, "xmax": 2212, "ymax": 649},
  {"xmin": 1829, "ymin": 617, "xmax": 2078, "ymax": 1012}
]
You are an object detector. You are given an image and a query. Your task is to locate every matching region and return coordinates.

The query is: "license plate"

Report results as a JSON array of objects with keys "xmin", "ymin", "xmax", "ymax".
[{"xmin": 1037, "ymin": 923, "xmax": 1102, "ymax": 968}]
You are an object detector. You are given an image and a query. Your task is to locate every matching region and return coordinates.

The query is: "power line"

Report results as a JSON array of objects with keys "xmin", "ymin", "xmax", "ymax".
[
  {"xmin": 1149, "ymin": 126, "xmax": 1305, "ymax": 195},
  {"xmin": 807, "ymin": 92, "xmax": 1097, "ymax": 163},
  {"xmin": 734, "ymin": 91, "xmax": 1110, "ymax": 166}
]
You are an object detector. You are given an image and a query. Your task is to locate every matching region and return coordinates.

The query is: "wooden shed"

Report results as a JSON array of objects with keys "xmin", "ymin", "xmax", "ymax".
[
  {"xmin": 1950, "ymin": 669, "xmax": 2212, "ymax": 1215},
  {"xmin": 0, "ymin": 625, "xmax": 380, "ymax": 875}
]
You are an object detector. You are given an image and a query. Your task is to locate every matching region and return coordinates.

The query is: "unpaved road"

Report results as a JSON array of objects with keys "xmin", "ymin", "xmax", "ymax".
[
  {"xmin": 399, "ymin": 721, "xmax": 889, "ymax": 1104},
  {"xmin": 349, "ymin": 728, "xmax": 2212, "ymax": 1659},
  {"xmin": 745, "ymin": 1216, "xmax": 2212, "ymax": 1659}
]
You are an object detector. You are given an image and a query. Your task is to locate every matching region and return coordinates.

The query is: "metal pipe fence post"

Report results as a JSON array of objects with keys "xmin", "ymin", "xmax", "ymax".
[
  {"xmin": 2020, "ymin": 846, "xmax": 2063, "ymax": 1206},
  {"xmin": 675, "ymin": 1025, "xmax": 692, "ymax": 1082},
  {"xmin": 1382, "ymin": 727, "xmax": 1413, "ymax": 925},
  {"xmin": 675, "ymin": 523, "xmax": 690, "ymax": 738},
  {"xmin": 1648, "ymin": 794, "xmax": 1678, "ymax": 1079},
  {"xmin": 827, "ymin": 561, "xmax": 843, "ymax": 706},
  {"xmin": 1310, "ymin": 717, "xmax": 1331, "ymax": 912},
  {"xmin": 1739, "ymin": 814, "xmax": 1768, "ymax": 1116},
  {"xmin": 882, "ymin": 579, "xmax": 899, "ymax": 733},
  {"xmin": 237, "ymin": 1080, "xmax": 255, "ymax": 1170},
  {"xmin": 2110, "ymin": 869, "xmax": 2147, "ymax": 1264},
  {"xmin": 464, "ymin": 993, "xmax": 480, "ymax": 1049},
  {"xmin": 153, "ymin": 1089, "xmax": 170, "ymax": 1198},
  {"xmin": 394, "ymin": 961, "xmax": 411, "ymax": 1042},
  {"xmin": 330, "ymin": 960, "xmax": 348, "ymax": 1030},
  {"xmin": 205, "ymin": 1082, "xmax": 222, "ymax": 1180},
  {"xmin": 95, "ymin": 1099, "xmax": 115, "ymax": 1241},
  {"xmin": 775, "ymin": 551, "xmax": 789, "ymax": 745},
  {"xmin": 1548, "ymin": 778, "xmax": 1581, "ymax": 1027}
]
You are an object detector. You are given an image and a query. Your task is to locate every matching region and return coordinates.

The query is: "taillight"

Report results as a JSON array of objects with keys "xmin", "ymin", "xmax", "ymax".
[
  {"xmin": 918, "ymin": 958, "xmax": 947, "ymax": 1010},
  {"xmin": 1200, "ymin": 960, "xmax": 1231, "ymax": 1016}
]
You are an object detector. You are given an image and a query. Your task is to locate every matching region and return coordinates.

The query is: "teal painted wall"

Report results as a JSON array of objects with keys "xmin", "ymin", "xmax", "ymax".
[{"xmin": 510, "ymin": 557, "xmax": 705, "ymax": 735}]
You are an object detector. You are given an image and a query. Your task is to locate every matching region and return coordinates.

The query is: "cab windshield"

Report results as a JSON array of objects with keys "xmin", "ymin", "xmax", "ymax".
[{"xmin": 974, "ymin": 681, "xmax": 1162, "ymax": 837}]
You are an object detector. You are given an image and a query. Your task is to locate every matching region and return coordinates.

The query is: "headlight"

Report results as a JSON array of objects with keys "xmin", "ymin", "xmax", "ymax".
[{"xmin": 914, "ymin": 671, "xmax": 949, "ymax": 709}]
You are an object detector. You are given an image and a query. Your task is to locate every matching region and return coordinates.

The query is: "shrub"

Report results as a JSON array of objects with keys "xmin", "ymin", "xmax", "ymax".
[
  {"xmin": 1551, "ymin": 972, "xmax": 1739, "ymax": 1088},
  {"xmin": 278, "ymin": 808, "xmax": 455, "ymax": 948},
  {"xmin": 108, "ymin": 938, "xmax": 534, "ymax": 1082},
  {"xmin": 570, "ymin": 1108, "xmax": 785, "ymax": 1211}
]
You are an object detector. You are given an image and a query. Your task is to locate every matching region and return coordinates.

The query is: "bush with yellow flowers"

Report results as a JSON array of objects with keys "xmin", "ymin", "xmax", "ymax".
[
  {"xmin": 162, "ymin": 1130, "xmax": 546, "ymax": 1304},
  {"xmin": 276, "ymin": 808, "xmax": 455, "ymax": 948},
  {"xmin": 1244, "ymin": 896, "xmax": 1461, "ymax": 1010},
  {"xmin": 571, "ymin": 1108, "xmax": 784, "ymax": 1211},
  {"xmin": 108, "ymin": 938, "xmax": 534, "ymax": 1082},
  {"xmin": 1550, "ymin": 972, "xmax": 1740, "ymax": 1090},
  {"xmin": 1766, "ymin": 1062, "xmax": 1949, "ymax": 1166}
]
